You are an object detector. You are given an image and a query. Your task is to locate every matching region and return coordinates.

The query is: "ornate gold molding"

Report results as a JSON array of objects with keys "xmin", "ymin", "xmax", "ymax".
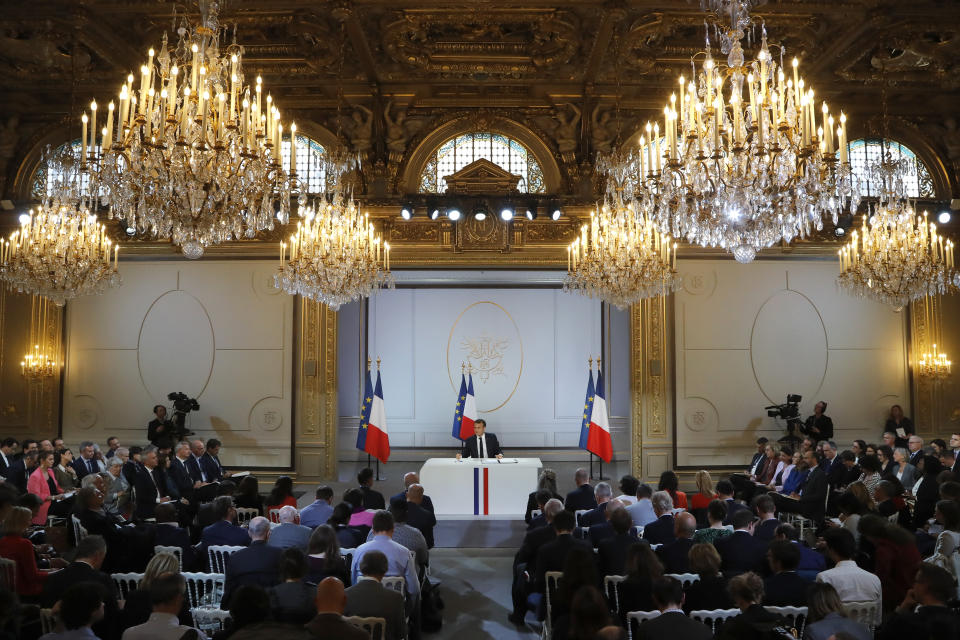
[
  {"xmin": 295, "ymin": 298, "xmax": 338, "ymax": 480},
  {"xmin": 630, "ymin": 295, "xmax": 672, "ymax": 480}
]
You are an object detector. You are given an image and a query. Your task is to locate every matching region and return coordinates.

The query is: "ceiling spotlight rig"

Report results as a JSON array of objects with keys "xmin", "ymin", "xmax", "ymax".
[{"xmin": 395, "ymin": 195, "xmax": 562, "ymax": 222}]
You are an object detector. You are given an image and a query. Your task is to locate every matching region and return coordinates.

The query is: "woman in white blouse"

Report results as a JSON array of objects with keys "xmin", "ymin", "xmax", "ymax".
[{"xmin": 892, "ymin": 447, "xmax": 919, "ymax": 491}]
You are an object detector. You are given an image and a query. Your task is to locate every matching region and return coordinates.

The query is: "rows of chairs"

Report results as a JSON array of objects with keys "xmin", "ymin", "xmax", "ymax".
[
  {"xmin": 602, "ymin": 574, "xmax": 698, "ymax": 615},
  {"xmin": 111, "ymin": 571, "xmax": 226, "ymax": 611}
]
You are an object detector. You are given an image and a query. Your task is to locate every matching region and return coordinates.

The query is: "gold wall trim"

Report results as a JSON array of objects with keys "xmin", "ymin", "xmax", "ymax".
[
  {"xmin": 630, "ymin": 295, "xmax": 673, "ymax": 481},
  {"xmin": 295, "ymin": 298, "xmax": 339, "ymax": 481}
]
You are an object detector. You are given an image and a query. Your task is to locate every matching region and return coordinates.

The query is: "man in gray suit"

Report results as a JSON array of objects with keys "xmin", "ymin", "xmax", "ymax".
[
  {"xmin": 267, "ymin": 505, "xmax": 312, "ymax": 550},
  {"xmin": 344, "ymin": 550, "xmax": 405, "ymax": 640}
]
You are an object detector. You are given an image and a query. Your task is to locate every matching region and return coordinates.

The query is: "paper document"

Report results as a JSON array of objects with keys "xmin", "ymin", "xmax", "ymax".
[
  {"xmin": 896, "ymin": 428, "xmax": 906, "ymax": 438},
  {"xmin": 230, "ymin": 471, "xmax": 251, "ymax": 478},
  {"xmin": 481, "ymin": 458, "xmax": 519, "ymax": 464}
]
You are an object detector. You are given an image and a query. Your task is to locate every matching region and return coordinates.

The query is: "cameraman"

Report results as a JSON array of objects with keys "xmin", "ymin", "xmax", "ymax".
[
  {"xmin": 147, "ymin": 405, "xmax": 175, "ymax": 450},
  {"xmin": 800, "ymin": 401, "xmax": 833, "ymax": 440}
]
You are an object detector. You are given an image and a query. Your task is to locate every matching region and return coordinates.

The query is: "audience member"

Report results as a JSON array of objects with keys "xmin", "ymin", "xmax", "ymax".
[
  {"xmin": 199, "ymin": 496, "xmax": 250, "ymax": 558},
  {"xmin": 588, "ymin": 499, "xmax": 627, "ymax": 547},
  {"xmin": 41, "ymin": 583, "xmax": 106, "ymax": 640},
  {"xmin": 635, "ymin": 576, "xmax": 711, "ymax": 640},
  {"xmin": 597, "ymin": 507, "xmax": 639, "ymax": 577},
  {"xmin": 688, "ymin": 470, "xmax": 715, "ymax": 511},
  {"xmin": 510, "ymin": 498, "xmax": 564, "ymax": 624},
  {"xmin": 714, "ymin": 572, "xmax": 786, "ymax": 640},
  {"xmin": 641, "ymin": 491, "xmax": 675, "ymax": 546},
  {"xmin": 233, "ymin": 476, "xmax": 264, "ymax": 516},
  {"xmin": 771, "ymin": 449, "xmax": 828, "ymax": 521},
  {"xmin": 715, "ymin": 509, "xmax": 767, "ymax": 576},
  {"xmin": 527, "ymin": 489, "xmax": 553, "ymax": 530},
  {"xmin": 752, "ymin": 494, "xmax": 779, "ymax": 541},
  {"xmin": 221, "ymin": 516, "xmax": 283, "ymax": 608},
  {"xmin": 533, "ymin": 510, "xmax": 590, "ymax": 594},
  {"xmin": 154, "ymin": 502, "xmax": 194, "ymax": 570},
  {"xmin": 803, "ymin": 582, "xmax": 872, "ymax": 640},
  {"xmin": 329, "ymin": 502, "xmax": 364, "ymax": 549},
  {"xmin": 218, "ymin": 584, "xmax": 273, "ymax": 640},
  {"xmin": 656, "ymin": 512, "xmax": 695, "ymax": 574},
  {"xmin": 617, "ymin": 543, "xmax": 663, "ymax": 618},
  {"xmin": 376, "ymin": 499, "xmax": 428, "ymax": 571},
  {"xmin": 554, "ymin": 546, "xmax": 600, "ymax": 626},
  {"xmin": 657, "ymin": 471, "xmax": 687, "ymax": 510},
  {"xmin": 40, "ymin": 535, "xmax": 118, "ymax": 640},
  {"xmin": 762, "ymin": 540, "xmax": 809, "ymax": 606},
  {"xmin": 404, "ymin": 484, "xmax": 437, "ymax": 549},
  {"xmin": 625, "ymin": 484, "xmax": 656, "ymax": 527},
  {"xmin": 781, "ymin": 451, "xmax": 809, "ymax": 496},
  {"xmin": 857, "ymin": 513, "xmax": 921, "ymax": 610},
  {"xmin": 773, "ymin": 523, "xmax": 825, "ymax": 578},
  {"xmin": 265, "ymin": 476, "xmax": 298, "ymax": 514},
  {"xmin": 132, "ymin": 447, "xmax": 171, "ymax": 520},
  {"xmin": 300, "ymin": 486, "xmax": 334, "ymax": 528},
  {"xmin": 925, "ymin": 499, "xmax": 960, "ymax": 578},
  {"xmin": 73, "ymin": 441, "xmax": 105, "ymax": 480},
  {"xmin": 306, "ymin": 524, "xmax": 351, "ymax": 585},
  {"xmin": 304, "ymin": 577, "xmax": 368, "ymax": 640},
  {"xmin": 357, "ymin": 468, "xmax": 385, "ymax": 511},
  {"xmin": 816, "ymin": 528, "xmax": 881, "ymax": 605},
  {"xmin": 268, "ymin": 548, "xmax": 316, "ymax": 624},
  {"xmin": 616, "ymin": 475, "xmax": 640, "ymax": 506},
  {"xmin": 201, "ymin": 439, "xmax": 229, "ymax": 481},
  {"xmin": 565, "ymin": 468, "xmax": 598, "ymax": 512},
  {"xmin": 716, "ymin": 479, "xmax": 749, "ymax": 525},
  {"xmin": 350, "ymin": 510, "xmax": 420, "ymax": 599},
  {"xmin": 555, "ymin": 586, "xmax": 610, "ymax": 640},
  {"xmin": 344, "ymin": 550, "xmax": 405, "ymax": 640},
  {"xmin": 682, "ymin": 543, "xmax": 733, "ymax": 613},
  {"xmin": 525, "ymin": 469, "xmax": 562, "ymax": 525},
  {"xmin": 0, "ymin": 506, "xmax": 50, "ymax": 599},
  {"xmin": 907, "ymin": 435, "xmax": 924, "ymax": 467},
  {"xmin": 53, "ymin": 449, "xmax": 80, "ymax": 491},
  {"xmin": 120, "ymin": 552, "xmax": 192, "ymax": 629},
  {"xmin": 913, "ymin": 455, "xmax": 944, "ymax": 528},
  {"xmin": 877, "ymin": 564, "xmax": 960, "ymax": 639},
  {"xmin": 579, "ymin": 481, "xmax": 612, "ymax": 528},
  {"xmin": 691, "ymin": 499, "xmax": 732, "ymax": 545},
  {"xmin": 269, "ymin": 505, "xmax": 312, "ymax": 550},
  {"xmin": 390, "ymin": 472, "xmax": 435, "ymax": 512},
  {"xmin": 121, "ymin": 573, "xmax": 204, "ymax": 640}
]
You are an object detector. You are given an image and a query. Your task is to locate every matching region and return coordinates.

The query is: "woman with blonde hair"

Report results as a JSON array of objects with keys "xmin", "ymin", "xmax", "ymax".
[
  {"xmin": 688, "ymin": 470, "xmax": 715, "ymax": 510},
  {"xmin": 846, "ymin": 481, "xmax": 876, "ymax": 512},
  {"xmin": 803, "ymin": 582, "xmax": 871, "ymax": 640},
  {"xmin": 0, "ymin": 506, "xmax": 51, "ymax": 599},
  {"xmin": 120, "ymin": 552, "xmax": 192, "ymax": 628},
  {"xmin": 525, "ymin": 468, "xmax": 561, "ymax": 524}
]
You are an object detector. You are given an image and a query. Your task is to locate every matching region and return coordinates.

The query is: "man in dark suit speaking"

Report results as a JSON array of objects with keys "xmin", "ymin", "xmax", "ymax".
[{"xmin": 456, "ymin": 419, "xmax": 503, "ymax": 460}]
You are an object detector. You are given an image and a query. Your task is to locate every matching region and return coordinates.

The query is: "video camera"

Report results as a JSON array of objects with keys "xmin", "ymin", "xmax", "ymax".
[
  {"xmin": 167, "ymin": 391, "xmax": 199, "ymax": 439},
  {"xmin": 765, "ymin": 393, "xmax": 803, "ymax": 443}
]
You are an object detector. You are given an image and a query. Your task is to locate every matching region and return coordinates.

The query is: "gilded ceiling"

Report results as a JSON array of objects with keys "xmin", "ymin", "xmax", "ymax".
[{"xmin": 0, "ymin": 0, "xmax": 958, "ymax": 214}]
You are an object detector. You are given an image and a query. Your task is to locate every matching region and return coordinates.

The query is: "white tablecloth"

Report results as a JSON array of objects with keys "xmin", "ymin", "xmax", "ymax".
[{"xmin": 419, "ymin": 457, "xmax": 543, "ymax": 516}]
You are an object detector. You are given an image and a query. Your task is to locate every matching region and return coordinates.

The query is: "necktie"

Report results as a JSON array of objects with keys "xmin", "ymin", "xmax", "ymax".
[
  {"xmin": 479, "ymin": 435, "xmax": 486, "ymax": 459},
  {"xmin": 88, "ymin": 459, "xmax": 95, "ymax": 474}
]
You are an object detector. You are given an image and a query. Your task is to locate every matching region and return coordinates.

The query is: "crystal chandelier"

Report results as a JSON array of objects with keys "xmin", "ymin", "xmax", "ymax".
[
  {"xmin": 565, "ymin": 151, "xmax": 681, "ymax": 309},
  {"xmin": 637, "ymin": 4, "xmax": 860, "ymax": 263},
  {"xmin": 0, "ymin": 147, "xmax": 120, "ymax": 306},
  {"xmin": 21, "ymin": 296, "xmax": 60, "ymax": 380},
  {"xmin": 274, "ymin": 155, "xmax": 394, "ymax": 310},
  {"xmin": 89, "ymin": 0, "xmax": 299, "ymax": 258},
  {"xmin": 837, "ymin": 139, "xmax": 958, "ymax": 310},
  {"xmin": 916, "ymin": 292, "xmax": 952, "ymax": 380},
  {"xmin": 919, "ymin": 344, "xmax": 952, "ymax": 380}
]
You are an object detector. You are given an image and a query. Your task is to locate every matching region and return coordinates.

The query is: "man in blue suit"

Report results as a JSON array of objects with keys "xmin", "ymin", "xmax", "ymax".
[
  {"xmin": 715, "ymin": 509, "xmax": 768, "ymax": 576},
  {"xmin": 716, "ymin": 479, "xmax": 749, "ymax": 526},
  {"xmin": 457, "ymin": 419, "xmax": 502, "ymax": 459},
  {"xmin": 641, "ymin": 491, "xmax": 676, "ymax": 546},
  {"xmin": 752, "ymin": 494, "xmax": 780, "ymax": 541},
  {"xmin": 220, "ymin": 516, "xmax": 281, "ymax": 608},
  {"xmin": 389, "ymin": 472, "xmax": 435, "ymax": 513},
  {"xmin": 154, "ymin": 502, "xmax": 196, "ymax": 570},
  {"xmin": 564, "ymin": 468, "xmax": 598, "ymax": 512},
  {"xmin": 199, "ymin": 495, "xmax": 250, "ymax": 567},
  {"xmin": 656, "ymin": 512, "xmax": 696, "ymax": 574}
]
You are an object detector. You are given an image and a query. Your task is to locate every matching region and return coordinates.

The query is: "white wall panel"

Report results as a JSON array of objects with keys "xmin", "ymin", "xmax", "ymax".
[
  {"xmin": 675, "ymin": 260, "xmax": 908, "ymax": 466},
  {"xmin": 63, "ymin": 261, "xmax": 293, "ymax": 467}
]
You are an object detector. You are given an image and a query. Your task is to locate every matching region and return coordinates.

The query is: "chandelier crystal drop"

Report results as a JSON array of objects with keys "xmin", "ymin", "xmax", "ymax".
[
  {"xmin": 89, "ymin": 0, "xmax": 300, "ymax": 258},
  {"xmin": 274, "ymin": 155, "xmax": 394, "ymax": 310},
  {"xmin": 565, "ymin": 152, "xmax": 682, "ymax": 309},
  {"xmin": 636, "ymin": 5, "xmax": 860, "ymax": 263},
  {"xmin": 0, "ymin": 146, "xmax": 120, "ymax": 306}
]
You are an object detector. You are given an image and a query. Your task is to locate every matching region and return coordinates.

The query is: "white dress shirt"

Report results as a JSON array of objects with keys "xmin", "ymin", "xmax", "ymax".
[
  {"xmin": 478, "ymin": 434, "xmax": 487, "ymax": 459},
  {"xmin": 816, "ymin": 560, "xmax": 882, "ymax": 623}
]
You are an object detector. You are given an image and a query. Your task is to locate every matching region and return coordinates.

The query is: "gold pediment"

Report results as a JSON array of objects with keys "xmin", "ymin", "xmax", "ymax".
[{"xmin": 443, "ymin": 158, "xmax": 522, "ymax": 194}]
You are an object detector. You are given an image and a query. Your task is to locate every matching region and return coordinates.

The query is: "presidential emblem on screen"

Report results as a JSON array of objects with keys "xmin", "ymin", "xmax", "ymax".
[{"xmin": 447, "ymin": 301, "xmax": 523, "ymax": 413}]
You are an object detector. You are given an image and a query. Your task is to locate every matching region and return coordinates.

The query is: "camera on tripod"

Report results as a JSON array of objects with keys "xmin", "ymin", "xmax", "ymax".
[
  {"xmin": 167, "ymin": 391, "xmax": 199, "ymax": 440},
  {"xmin": 766, "ymin": 394, "xmax": 803, "ymax": 443}
]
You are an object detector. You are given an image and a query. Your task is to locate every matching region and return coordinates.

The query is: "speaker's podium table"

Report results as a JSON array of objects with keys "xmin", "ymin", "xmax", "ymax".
[{"xmin": 419, "ymin": 457, "xmax": 543, "ymax": 516}]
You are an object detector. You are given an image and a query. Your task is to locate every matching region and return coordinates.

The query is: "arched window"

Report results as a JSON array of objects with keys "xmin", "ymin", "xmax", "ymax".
[
  {"xmin": 848, "ymin": 138, "xmax": 935, "ymax": 199},
  {"xmin": 30, "ymin": 139, "xmax": 103, "ymax": 199},
  {"xmin": 279, "ymin": 134, "xmax": 327, "ymax": 194},
  {"xmin": 419, "ymin": 132, "xmax": 545, "ymax": 193}
]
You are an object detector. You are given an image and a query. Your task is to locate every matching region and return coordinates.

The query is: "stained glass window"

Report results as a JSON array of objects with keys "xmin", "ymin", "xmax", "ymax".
[
  {"xmin": 419, "ymin": 131, "xmax": 545, "ymax": 193},
  {"xmin": 848, "ymin": 138, "xmax": 935, "ymax": 199},
  {"xmin": 280, "ymin": 135, "xmax": 326, "ymax": 194}
]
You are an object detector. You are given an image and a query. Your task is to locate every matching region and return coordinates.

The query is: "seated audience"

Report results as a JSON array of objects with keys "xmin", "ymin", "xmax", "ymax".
[
  {"xmin": 305, "ymin": 577, "xmax": 369, "ymax": 640},
  {"xmin": 878, "ymin": 564, "xmax": 960, "ymax": 639},
  {"xmin": 565, "ymin": 468, "xmax": 598, "ymax": 512},
  {"xmin": 656, "ymin": 512, "xmax": 695, "ymax": 574},
  {"xmin": 121, "ymin": 573, "xmax": 204, "ymax": 640},
  {"xmin": 856, "ymin": 454, "xmax": 882, "ymax": 496},
  {"xmin": 269, "ymin": 505, "xmax": 312, "ymax": 550},
  {"xmin": 265, "ymin": 476, "xmax": 298, "ymax": 515},
  {"xmin": 373, "ymin": 499, "xmax": 428, "ymax": 572},
  {"xmin": 28, "ymin": 451, "xmax": 67, "ymax": 524},
  {"xmin": 389, "ymin": 472, "xmax": 435, "ymax": 512},
  {"xmin": 42, "ymin": 583, "xmax": 106, "ymax": 640},
  {"xmin": 357, "ymin": 467, "xmax": 386, "ymax": 511},
  {"xmin": 404, "ymin": 484, "xmax": 437, "ymax": 549},
  {"xmin": 877, "ymin": 445, "xmax": 895, "ymax": 476},
  {"xmin": 641, "ymin": 491, "xmax": 675, "ymax": 546},
  {"xmin": 329, "ymin": 502, "xmax": 364, "ymax": 548},
  {"xmin": 597, "ymin": 507, "xmax": 640, "ymax": 577},
  {"xmin": 716, "ymin": 479, "xmax": 749, "ymax": 525},
  {"xmin": 771, "ymin": 449, "xmax": 828, "ymax": 521},
  {"xmin": 925, "ymin": 499, "xmax": 960, "ymax": 579},
  {"xmin": 714, "ymin": 572, "xmax": 786, "ymax": 640},
  {"xmin": 762, "ymin": 540, "xmax": 809, "ymax": 606},
  {"xmin": 350, "ymin": 510, "xmax": 420, "ymax": 600},
  {"xmin": 780, "ymin": 451, "xmax": 809, "ymax": 496},
  {"xmin": 510, "ymin": 497, "xmax": 564, "ymax": 625},
  {"xmin": 830, "ymin": 491, "xmax": 867, "ymax": 545},
  {"xmin": 233, "ymin": 476, "xmax": 264, "ymax": 516},
  {"xmin": 875, "ymin": 479, "xmax": 911, "ymax": 528},
  {"xmin": 846, "ymin": 480, "xmax": 876, "ymax": 512},
  {"xmin": 579, "ymin": 481, "xmax": 612, "ymax": 528},
  {"xmin": 773, "ymin": 523, "xmax": 825, "ymax": 579},
  {"xmin": 53, "ymin": 449, "xmax": 80, "ymax": 491},
  {"xmin": 344, "ymin": 489, "xmax": 375, "ymax": 530},
  {"xmin": 615, "ymin": 475, "xmax": 640, "ymax": 506},
  {"xmin": 554, "ymin": 586, "xmax": 611, "ymax": 640},
  {"xmin": 306, "ymin": 524, "xmax": 351, "ymax": 586},
  {"xmin": 767, "ymin": 447, "xmax": 795, "ymax": 493},
  {"xmin": 0, "ymin": 506, "xmax": 50, "ymax": 599},
  {"xmin": 218, "ymin": 584, "xmax": 273, "ymax": 640},
  {"xmin": 533, "ymin": 510, "xmax": 590, "ymax": 595},
  {"xmin": 815, "ymin": 528, "xmax": 881, "ymax": 605},
  {"xmin": 688, "ymin": 470, "xmax": 716, "ymax": 512},
  {"xmin": 691, "ymin": 499, "xmax": 732, "ymax": 545},
  {"xmin": 891, "ymin": 447, "xmax": 918, "ymax": 488},
  {"xmin": 120, "ymin": 552, "xmax": 192, "ymax": 630},
  {"xmin": 553, "ymin": 546, "xmax": 600, "ymax": 626},
  {"xmin": 199, "ymin": 496, "xmax": 250, "ymax": 561},
  {"xmin": 683, "ymin": 543, "xmax": 733, "ymax": 613},
  {"xmin": 913, "ymin": 455, "xmax": 944, "ymax": 528},
  {"xmin": 589, "ymin": 499, "xmax": 627, "ymax": 547},
  {"xmin": 527, "ymin": 489, "xmax": 554, "ymax": 531},
  {"xmin": 635, "ymin": 576, "xmax": 711, "ymax": 640},
  {"xmin": 268, "ymin": 548, "xmax": 317, "ymax": 624},
  {"xmin": 625, "ymin": 483, "xmax": 656, "ymax": 528},
  {"xmin": 617, "ymin": 542, "xmax": 663, "ymax": 618},
  {"xmin": 752, "ymin": 494, "xmax": 779, "ymax": 541},
  {"xmin": 221, "ymin": 516, "xmax": 283, "ymax": 608},
  {"xmin": 803, "ymin": 582, "xmax": 872, "ymax": 640},
  {"xmin": 300, "ymin": 486, "xmax": 335, "ymax": 528},
  {"xmin": 657, "ymin": 471, "xmax": 687, "ymax": 510},
  {"xmin": 104, "ymin": 457, "xmax": 130, "ymax": 515},
  {"xmin": 857, "ymin": 513, "xmax": 921, "ymax": 611},
  {"xmin": 344, "ymin": 550, "xmax": 405, "ymax": 640},
  {"xmin": 525, "ymin": 468, "xmax": 562, "ymax": 525},
  {"xmin": 154, "ymin": 502, "xmax": 194, "ymax": 570},
  {"xmin": 715, "ymin": 509, "xmax": 767, "ymax": 576},
  {"xmin": 40, "ymin": 535, "xmax": 119, "ymax": 640}
]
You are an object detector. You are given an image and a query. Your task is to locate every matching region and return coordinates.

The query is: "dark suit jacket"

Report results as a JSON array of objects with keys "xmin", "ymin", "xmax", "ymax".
[
  {"xmin": 200, "ymin": 452, "xmax": 224, "ymax": 481},
  {"xmin": 155, "ymin": 523, "xmax": 196, "ymax": 570},
  {"xmin": 598, "ymin": 533, "xmax": 642, "ymax": 577},
  {"xmin": 200, "ymin": 519, "xmax": 251, "ymax": 558},
  {"xmin": 527, "ymin": 514, "xmax": 547, "ymax": 530},
  {"xmin": 824, "ymin": 457, "xmax": 846, "ymax": 489},
  {"xmin": 360, "ymin": 485, "xmax": 386, "ymax": 510},
  {"xmin": 73, "ymin": 456, "xmax": 101, "ymax": 481},
  {"xmin": 762, "ymin": 571, "xmax": 811, "ymax": 606},
  {"xmin": 798, "ymin": 466, "xmax": 828, "ymax": 520},
  {"xmin": 185, "ymin": 455, "xmax": 205, "ymax": 483},
  {"xmin": 221, "ymin": 540, "xmax": 283, "ymax": 608},
  {"xmin": 636, "ymin": 610, "xmax": 712, "ymax": 640},
  {"xmin": 641, "ymin": 515, "xmax": 675, "ymax": 546},
  {"xmin": 4, "ymin": 460, "xmax": 29, "ymax": 493},
  {"xmin": 716, "ymin": 603, "xmax": 785, "ymax": 640},
  {"xmin": 657, "ymin": 537, "xmax": 694, "ymax": 574},
  {"xmin": 304, "ymin": 613, "xmax": 368, "ymax": 640},
  {"xmin": 516, "ymin": 525, "xmax": 556, "ymax": 577},
  {"xmin": 41, "ymin": 561, "xmax": 119, "ymax": 639},
  {"xmin": 908, "ymin": 449, "xmax": 923, "ymax": 468},
  {"xmin": 579, "ymin": 502, "xmax": 608, "ymax": 527},
  {"xmin": 748, "ymin": 452, "xmax": 766, "ymax": 475},
  {"xmin": 588, "ymin": 521, "xmax": 617, "ymax": 547},
  {"xmin": 534, "ymin": 533, "xmax": 591, "ymax": 592},
  {"xmin": 722, "ymin": 499, "xmax": 749, "ymax": 526},
  {"xmin": 754, "ymin": 518, "xmax": 780, "ymax": 542},
  {"xmin": 390, "ymin": 491, "xmax": 434, "ymax": 513},
  {"xmin": 132, "ymin": 464, "xmax": 168, "ymax": 519},
  {"xmin": 682, "ymin": 574, "xmax": 733, "ymax": 613},
  {"xmin": 344, "ymin": 578, "xmax": 406, "ymax": 640},
  {"xmin": 564, "ymin": 484, "xmax": 598, "ymax": 512},
  {"xmin": 460, "ymin": 433, "xmax": 502, "ymax": 458},
  {"xmin": 715, "ymin": 530, "xmax": 768, "ymax": 575},
  {"xmin": 406, "ymin": 501, "xmax": 436, "ymax": 548},
  {"xmin": 168, "ymin": 457, "xmax": 195, "ymax": 502}
]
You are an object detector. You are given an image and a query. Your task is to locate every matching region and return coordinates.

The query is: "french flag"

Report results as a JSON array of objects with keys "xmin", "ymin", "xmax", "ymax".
[
  {"xmin": 364, "ymin": 371, "xmax": 391, "ymax": 463},
  {"xmin": 459, "ymin": 373, "xmax": 478, "ymax": 440},
  {"xmin": 578, "ymin": 369, "xmax": 595, "ymax": 450},
  {"xmin": 587, "ymin": 369, "xmax": 613, "ymax": 462}
]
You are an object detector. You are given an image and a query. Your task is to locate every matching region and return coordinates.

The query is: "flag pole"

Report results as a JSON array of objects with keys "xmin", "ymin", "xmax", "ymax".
[
  {"xmin": 594, "ymin": 357, "xmax": 608, "ymax": 480},
  {"xmin": 375, "ymin": 357, "xmax": 384, "ymax": 481}
]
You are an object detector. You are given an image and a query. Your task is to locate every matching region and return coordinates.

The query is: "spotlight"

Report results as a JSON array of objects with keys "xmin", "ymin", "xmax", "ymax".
[
  {"xmin": 447, "ymin": 208, "xmax": 461, "ymax": 221},
  {"xmin": 474, "ymin": 211, "xmax": 487, "ymax": 221},
  {"xmin": 939, "ymin": 211, "xmax": 952, "ymax": 224},
  {"xmin": 500, "ymin": 207, "xmax": 514, "ymax": 221},
  {"xmin": 835, "ymin": 227, "xmax": 846, "ymax": 237},
  {"xmin": 835, "ymin": 213, "xmax": 853, "ymax": 237},
  {"xmin": 525, "ymin": 208, "xmax": 536, "ymax": 220},
  {"xmin": 551, "ymin": 208, "xmax": 562, "ymax": 221},
  {"xmin": 400, "ymin": 205, "xmax": 413, "ymax": 220},
  {"xmin": 430, "ymin": 208, "xmax": 440, "ymax": 220}
]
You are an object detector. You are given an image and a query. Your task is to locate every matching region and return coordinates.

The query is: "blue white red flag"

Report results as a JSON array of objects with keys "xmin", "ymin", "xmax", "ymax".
[
  {"xmin": 356, "ymin": 368, "xmax": 374, "ymax": 452},
  {"xmin": 451, "ymin": 374, "xmax": 468, "ymax": 441},
  {"xmin": 364, "ymin": 371, "xmax": 390, "ymax": 463},
  {"xmin": 578, "ymin": 370, "xmax": 595, "ymax": 450},
  {"xmin": 587, "ymin": 369, "xmax": 613, "ymax": 462}
]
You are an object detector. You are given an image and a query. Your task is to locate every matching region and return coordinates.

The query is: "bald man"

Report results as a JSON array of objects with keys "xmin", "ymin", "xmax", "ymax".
[
  {"xmin": 390, "ymin": 472, "xmax": 434, "ymax": 513},
  {"xmin": 305, "ymin": 577, "xmax": 368, "ymax": 640},
  {"xmin": 656, "ymin": 511, "xmax": 697, "ymax": 574},
  {"xmin": 405, "ymin": 484, "xmax": 437, "ymax": 548}
]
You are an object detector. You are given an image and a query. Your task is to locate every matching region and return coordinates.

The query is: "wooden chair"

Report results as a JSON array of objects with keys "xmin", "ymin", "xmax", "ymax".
[
  {"xmin": 154, "ymin": 545, "xmax": 183, "ymax": 570},
  {"xmin": 603, "ymin": 575, "xmax": 626, "ymax": 615},
  {"xmin": 207, "ymin": 545, "xmax": 245, "ymax": 574},
  {"xmin": 191, "ymin": 607, "xmax": 232, "ymax": 634},
  {"xmin": 182, "ymin": 572, "xmax": 226, "ymax": 609},
  {"xmin": 842, "ymin": 600, "xmax": 881, "ymax": 631},
  {"xmin": 0, "ymin": 558, "xmax": 15, "ymax": 592},
  {"xmin": 235, "ymin": 507, "xmax": 258, "ymax": 526},
  {"xmin": 764, "ymin": 605, "xmax": 808, "ymax": 637},
  {"xmin": 664, "ymin": 573, "xmax": 699, "ymax": 588},
  {"xmin": 110, "ymin": 572, "xmax": 143, "ymax": 600},
  {"xmin": 688, "ymin": 608, "xmax": 741, "ymax": 634},
  {"xmin": 344, "ymin": 616, "xmax": 386, "ymax": 640},
  {"xmin": 626, "ymin": 611, "xmax": 661, "ymax": 640}
]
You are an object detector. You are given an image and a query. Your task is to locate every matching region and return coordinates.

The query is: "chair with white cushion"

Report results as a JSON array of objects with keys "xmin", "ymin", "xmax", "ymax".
[
  {"xmin": 626, "ymin": 611, "xmax": 661, "ymax": 640},
  {"xmin": 764, "ymin": 605, "xmax": 808, "ymax": 636},
  {"xmin": 182, "ymin": 572, "xmax": 226, "ymax": 609},
  {"xmin": 191, "ymin": 607, "xmax": 232, "ymax": 634},
  {"xmin": 344, "ymin": 616, "xmax": 386, "ymax": 640},
  {"xmin": 688, "ymin": 608, "xmax": 741, "ymax": 634},
  {"xmin": 208, "ymin": 545, "xmax": 245, "ymax": 574},
  {"xmin": 110, "ymin": 572, "xmax": 143, "ymax": 600},
  {"xmin": 154, "ymin": 545, "xmax": 183, "ymax": 570},
  {"xmin": 842, "ymin": 600, "xmax": 881, "ymax": 631},
  {"xmin": 664, "ymin": 573, "xmax": 699, "ymax": 588}
]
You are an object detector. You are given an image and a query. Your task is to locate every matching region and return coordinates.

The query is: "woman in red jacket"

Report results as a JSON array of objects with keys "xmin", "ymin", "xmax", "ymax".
[
  {"xmin": 0, "ymin": 506, "xmax": 52, "ymax": 599},
  {"xmin": 858, "ymin": 512, "xmax": 921, "ymax": 611},
  {"xmin": 26, "ymin": 450, "xmax": 66, "ymax": 525}
]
